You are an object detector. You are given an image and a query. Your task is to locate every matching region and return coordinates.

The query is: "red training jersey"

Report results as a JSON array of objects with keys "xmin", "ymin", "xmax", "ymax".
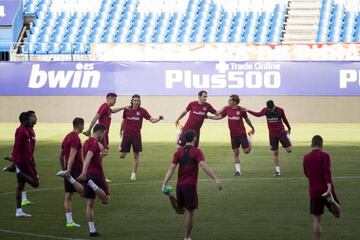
[
  {"xmin": 248, "ymin": 107, "xmax": 290, "ymax": 135},
  {"xmin": 83, "ymin": 137, "xmax": 104, "ymax": 175},
  {"xmin": 12, "ymin": 124, "xmax": 33, "ymax": 164},
  {"xmin": 183, "ymin": 101, "xmax": 216, "ymax": 132},
  {"xmin": 122, "ymin": 107, "xmax": 151, "ymax": 137},
  {"xmin": 220, "ymin": 106, "xmax": 248, "ymax": 137},
  {"xmin": 172, "ymin": 145, "xmax": 205, "ymax": 186},
  {"xmin": 97, "ymin": 103, "xmax": 112, "ymax": 132},
  {"xmin": 61, "ymin": 131, "xmax": 83, "ymax": 170},
  {"xmin": 303, "ymin": 149, "xmax": 335, "ymax": 198}
]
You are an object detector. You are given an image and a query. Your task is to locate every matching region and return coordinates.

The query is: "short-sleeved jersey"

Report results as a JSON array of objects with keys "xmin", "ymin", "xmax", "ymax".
[
  {"xmin": 83, "ymin": 137, "xmax": 103, "ymax": 175},
  {"xmin": 28, "ymin": 127, "xmax": 36, "ymax": 155},
  {"xmin": 183, "ymin": 101, "xmax": 216, "ymax": 132},
  {"xmin": 122, "ymin": 107, "xmax": 151, "ymax": 137},
  {"xmin": 303, "ymin": 149, "xmax": 334, "ymax": 198},
  {"xmin": 220, "ymin": 106, "xmax": 248, "ymax": 137},
  {"xmin": 172, "ymin": 145, "xmax": 205, "ymax": 186},
  {"xmin": 12, "ymin": 124, "xmax": 33, "ymax": 164},
  {"xmin": 248, "ymin": 107, "xmax": 289, "ymax": 135},
  {"xmin": 61, "ymin": 131, "xmax": 83, "ymax": 170},
  {"xmin": 97, "ymin": 103, "xmax": 112, "ymax": 132}
]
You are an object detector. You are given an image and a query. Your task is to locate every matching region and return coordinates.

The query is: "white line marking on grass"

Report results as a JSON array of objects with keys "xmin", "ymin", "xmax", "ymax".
[
  {"xmin": 0, "ymin": 229, "xmax": 86, "ymax": 240},
  {"xmin": 1, "ymin": 176, "xmax": 359, "ymax": 197}
]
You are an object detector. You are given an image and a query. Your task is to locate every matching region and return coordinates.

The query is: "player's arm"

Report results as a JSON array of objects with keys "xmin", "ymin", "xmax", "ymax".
[
  {"xmin": 244, "ymin": 116, "xmax": 255, "ymax": 133},
  {"xmin": 59, "ymin": 149, "xmax": 65, "ymax": 169},
  {"xmin": 84, "ymin": 114, "xmax": 100, "ymax": 136},
  {"xmin": 120, "ymin": 119, "xmax": 125, "ymax": 137},
  {"xmin": 199, "ymin": 161, "xmax": 222, "ymax": 190},
  {"xmin": 321, "ymin": 154, "xmax": 333, "ymax": 196},
  {"xmin": 149, "ymin": 115, "xmax": 164, "ymax": 123},
  {"xmin": 112, "ymin": 106, "xmax": 129, "ymax": 113},
  {"xmin": 281, "ymin": 110, "xmax": 291, "ymax": 134},
  {"xmin": 246, "ymin": 108, "xmax": 267, "ymax": 117},
  {"xmin": 175, "ymin": 110, "xmax": 188, "ymax": 127},
  {"xmin": 162, "ymin": 163, "xmax": 177, "ymax": 187},
  {"xmin": 207, "ymin": 115, "xmax": 224, "ymax": 120},
  {"xmin": 65, "ymin": 148, "xmax": 77, "ymax": 176},
  {"xmin": 303, "ymin": 160, "xmax": 308, "ymax": 178},
  {"xmin": 215, "ymin": 106, "xmax": 226, "ymax": 115},
  {"xmin": 78, "ymin": 150, "xmax": 93, "ymax": 181}
]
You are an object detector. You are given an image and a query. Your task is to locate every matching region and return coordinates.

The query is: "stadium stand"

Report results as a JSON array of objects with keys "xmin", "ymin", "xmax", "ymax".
[{"xmin": 21, "ymin": 0, "xmax": 288, "ymax": 54}]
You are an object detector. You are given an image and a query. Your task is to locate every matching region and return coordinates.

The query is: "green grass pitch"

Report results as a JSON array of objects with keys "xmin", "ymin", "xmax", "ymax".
[{"xmin": 0, "ymin": 123, "xmax": 359, "ymax": 240}]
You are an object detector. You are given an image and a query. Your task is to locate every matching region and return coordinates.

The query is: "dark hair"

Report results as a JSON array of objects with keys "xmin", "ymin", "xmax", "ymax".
[
  {"xmin": 198, "ymin": 90, "xmax": 207, "ymax": 97},
  {"xmin": 184, "ymin": 129, "xmax": 196, "ymax": 143},
  {"xmin": 27, "ymin": 110, "xmax": 35, "ymax": 116},
  {"xmin": 106, "ymin": 92, "xmax": 117, "ymax": 98},
  {"xmin": 93, "ymin": 123, "xmax": 107, "ymax": 133},
  {"xmin": 230, "ymin": 94, "xmax": 240, "ymax": 104},
  {"xmin": 19, "ymin": 112, "xmax": 30, "ymax": 125},
  {"xmin": 72, "ymin": 117, "xmax": 84, "ymax": 128},
  {"xmin": 266, "ymin": 100, "xmax": 275, "ymax": 109},
  {"xmin": 311, "ymin": 135, "xmax": 323, "ymax": 148}
]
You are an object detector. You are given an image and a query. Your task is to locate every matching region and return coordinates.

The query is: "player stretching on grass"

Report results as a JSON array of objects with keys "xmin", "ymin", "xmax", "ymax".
[
  {"xmin": 58, "ymin": 117, "xmax": 85, "ymax": 228},
  {"xmin": 84, "ymin": 92, "xmax": 127, "ymax": 183},
  {"xmin": 12, "ymin": 112, "xmax": 39, "ymax": 217},
  {"xmin": 246, "ymin": 100, "xmax": 292, "ymax": 176},
  {"xmin": 57, "ymin": 123, "xmax": 110, "ymax": 237},
  {"xmin": 175, "ymin": 90, "xmax": 219, "ymax": 148},
  {"xmin": 162, "ymin": 129, "xmax": 222, "ymax": 240},
  {"xmin": 3, "ymin": 110, "xmax": 37, "ymax": 206},
  {"xmin": 207, "ymin": 94, "xmax": 255, "ymax": 176},
  {"xmin": 119, "ymin": 94, "xmax": 164, "ymax": 181},
  {"xmin": 303, "ymin": 135, "xmax": 340, "ymax": 240}
]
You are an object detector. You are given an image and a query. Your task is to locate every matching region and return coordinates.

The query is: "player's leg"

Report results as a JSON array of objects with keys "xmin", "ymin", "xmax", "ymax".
[
  {"xmin": 15, "ymin": 179, "xmax": 31, "ymax": 217},
  {"xmin": 64, "ymin": 192, "xmax": 80, "ymax": 227},
  {"xmin": 324, "ymin": 192, "xmax": 341, "ymax": 218},
  {"xmin": 15, "ymin": 164, "xmax": 39, "ymax": 188},
  {"xmin": 184, "ymin": 209, "xmax": 194, "ymax": 240},
  {"xmin": 312, "ymin": 215, "xmax": 321, "ymax": 240},
  {"xmin": 269, "ymin": 135, "xmax": 281, "ymax": 176},
  {"xmin": 130, "ymin": 136, "xmax": 142, "ymax": 181},
  {"xmin": 131, "ymin": 152, "xmax": 140, "ymax": 181},
  {"xmin": 231, "ymin": 136, "xmax": 241, "ymax": 176},
  {"xmin": 279, "ymin": 132, "xmax": 292, "ymax": 153},
  {"xmin": 57, "ymin": 171, "xmax": 85, "ymax": 196},
  {"xmin": 86, "ymin": 174, "xmax": 110, "ymax": 204},
  {"xmin": 86, "ymin": 199, "xmax": 100, "ymax": 237},
  {"xmin": 119, "ymin": 136, "xmax": 130, "ymax": 159}
]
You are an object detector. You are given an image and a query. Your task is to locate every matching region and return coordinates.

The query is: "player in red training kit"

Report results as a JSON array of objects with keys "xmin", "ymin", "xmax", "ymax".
[
  {"xmin": 119, "ymin": 94, "xmax": 164, "ymax": 181},
  {"xmin": 207, "ymin": 95, "xmax": 255, "ymax": 176},
  {"xmin": 12, "ymin": 112, "xmax": 39, "ymax": 217},
  {"xmin": 303, "ymin": 135, "xmax": 340, "ymax": 240},
  {"xmin": 246, "ymin": 100, "xmax": 292, "ymax": 176},
  {"xmin": 175, "ymin": 90, "xmax": 219, "ymax": 148},
  {"xmin": 59, "ymin": 123, "xmax": 110, "ymax": 237},
  {"xmin": 3, "ymin": 110, "xmax": 37, "ymax": 206},
  {"xmin": 58, "ymin": 117, "xmax": 85, "ymax": 228},
  {"xmin": 84, "ymin": 92, "xmax": 127, "ymax": 183},
  {"xmin": 162, "ymin": 129, "xmax": 222, "ymax": 240}
]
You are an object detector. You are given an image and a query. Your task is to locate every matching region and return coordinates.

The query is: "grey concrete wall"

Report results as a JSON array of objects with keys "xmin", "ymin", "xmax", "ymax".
[{"xmin": 0, "ymin": 96, "xmax": 359, "ymax": 123}]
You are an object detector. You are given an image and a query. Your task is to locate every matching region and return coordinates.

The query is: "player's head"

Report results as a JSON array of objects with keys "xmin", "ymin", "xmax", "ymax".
[
  {"xmin": 93, "ymin": 123, "xmax": 107, "ymax": 141},
  {"xmin": 26, "ymin": 110, "xmax": 37, "ymax": 126},
  {"xmin": 183, "ymin": 129, "xmax": 197, "ymax": 144},
  {"xmin": 131, "ymin": 94, "xmax": 141, "ymax": 109},
  {"xmin": 228, "ymin": 94, "xmax": 240, "ymax": 106},
  {"xmin": 198, "ymin": 90, "xmax": 208, "ymax": 104},
  {"xmin": 311, "ymin": 135, "xmax": 323, "ymax": 148},
  {"xmin": 72, "ymin": 117, "xmax": 85, "ymax": 132},
  {"xmin": 266, "ymin": 100, "xmax": 275, "ymax": 110},
  {"xmin": 106, "ymin": 92, "xmax": 117, "ymax": 107},
  {"xmin": 19, "ymin": 112, "xmax": 31, "ymax": 127}
]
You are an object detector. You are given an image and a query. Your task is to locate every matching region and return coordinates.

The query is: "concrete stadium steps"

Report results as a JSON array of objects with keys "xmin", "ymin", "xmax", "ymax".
[{"xmin": 282, "ymin": 0, "xmax": 322, "ymax": 43}]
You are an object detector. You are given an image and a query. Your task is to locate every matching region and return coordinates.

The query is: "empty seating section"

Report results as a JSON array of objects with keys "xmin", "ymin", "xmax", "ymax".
[
  {"xmin": 317, "ymin": 0, "xmax": 360, "ymax": 42},
  {"xmin": 23, "ymin": 0, "xmax": 288, "ymax": 54}
]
